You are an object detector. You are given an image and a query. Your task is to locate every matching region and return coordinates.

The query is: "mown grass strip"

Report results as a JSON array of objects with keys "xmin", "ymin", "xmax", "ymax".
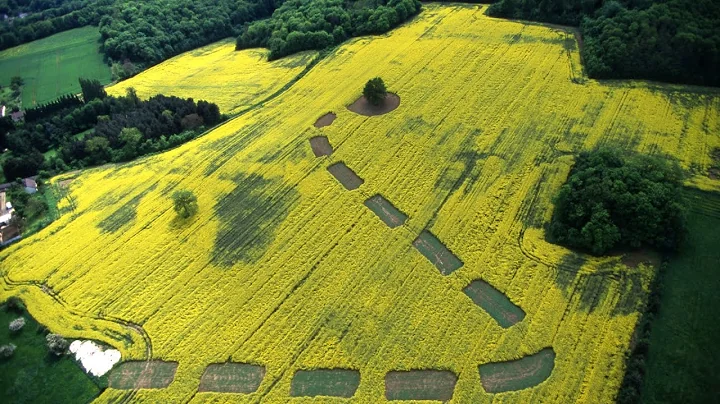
[
  {"xmin": 309, "ymin": 136, "xmax": 334, "ymax": 157},
  {"xmin": 327, "ymin": 162, "xmax": 364, "ymax": 190},
  {"xmin": 385, "ymin": 369, "xmax": 457, "ymax": 401},
  {"xmin": 108, "ymin": 361, "xmax": 178, "ymax": 389},
  {"xmin": 290, "ymin": 368, "xmax": 360, "ymax": 398},
  {"xmin": 463, "ymin": 279, "xmax": 526, "ymax": 328},
  {"xmin": 199, "ymin": 363, "xmax": 265, "ymax": 393},
  {"xmin": 412, "ymin": 230, "xmax": 463, "ymax": 275},
  {"xmin": 364, "ymin": 195, "xmax": 408, "ymax": 228},
  {"xmin": 479, "ymin": 348, "xmax": 555, "ymax": 393}
]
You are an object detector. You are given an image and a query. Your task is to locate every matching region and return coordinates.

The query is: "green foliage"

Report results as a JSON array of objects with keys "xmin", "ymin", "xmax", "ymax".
[
  {"xmin": 45, "ymin": 333, "xmax": 69, "ymax": 356},
  {"xmin": 10, "ymin": 76, "xmax": 23, "ymax": 88},
  {"xmin": 363, "ymin": 77, "xmax": 387, "ymax": 106},
  {"xmin": 172, "ymin": 190, "xmax": 198, "ymax": 219},
  {"xmin": 79, "ymin": 78, "xmax": 107, "ymax": 102},
  {"xmin": 488, "ymin": 0, "xmax": 720, "ymax": 86},
  {"xmin": 3, "ymin": 92, "xmax": 222, "ymax": 180},
  {"xmin": 236, "ymin": 0, "xmax": 422, "ymax": 59},
  {"xmin": 0, "ymin": 308, "xmax": 102, "ymax": 402},
  {"xmin": 548, "ymin": 148, "xmax": 686, "ymax": 255}
]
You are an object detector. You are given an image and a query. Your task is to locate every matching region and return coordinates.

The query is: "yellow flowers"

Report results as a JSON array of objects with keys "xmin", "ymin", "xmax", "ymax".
[
  {"xmin": 2, "ymin": 4, "xmax": 718, "ymax": 402},
  {"xmin": 107, "ymin": 40, "xmax": 317, "ymax": 114}
]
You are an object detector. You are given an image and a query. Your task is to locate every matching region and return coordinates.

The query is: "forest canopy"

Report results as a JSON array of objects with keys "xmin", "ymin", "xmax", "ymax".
[
  {"xmin": 0, "ymin": 82, "xmax": 222, "ymax": 181},
  {"xmin": 236, "ymin": 0, "xmax": 422, "ymax": 59},
  {"xmin": 488, "ymin": 0, "xmax": 720, "ymax": 86},
  {"xmin": 2, "ymin": 0, "xmax": 421, "ymax": 69},
  {"xmin": 548, "ymin": 148, "xmax": 687, "ymax": 256}
]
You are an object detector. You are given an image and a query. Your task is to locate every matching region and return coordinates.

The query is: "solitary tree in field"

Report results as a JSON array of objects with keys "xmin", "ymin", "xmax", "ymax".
[
  {"xmin": 363, "ymin": 77, "xmax": 387, "ymax": 106},
  {"xmin": 46, "ymin": 334, "xmax": 69, "ymax": 356},
  {"xmin": 172, "ymin": 190, "xmax": 198, "ymax": 219}
]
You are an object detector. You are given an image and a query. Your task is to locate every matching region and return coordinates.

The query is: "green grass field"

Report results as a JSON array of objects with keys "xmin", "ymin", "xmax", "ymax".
[
  {"xmin": 641, "ymin": 190, "xmax": 720, "ymax": 403},
  {"xmin": 0, "ymin": 26, "xmax": 111, "ymax": 109},
  {"xmin": 0, "ymin": 304, "xmax": 103, "ymax": 403}
]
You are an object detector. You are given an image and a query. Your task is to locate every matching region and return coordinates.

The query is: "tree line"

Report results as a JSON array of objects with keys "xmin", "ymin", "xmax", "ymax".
[
  {"xmin": 488, "ymin": 0, "xmax": 720, "ymax": 86},
  {"xmin": 0, "ymin": 79, "xmax": 223, "ymax": 181},
  {"xmin": 236, "ymin": 0, "xmax": 422, "ymax": 59},
  {"xmin": 2, "ymin": 1, "xmax": 717, "ymax": 87},
  {"xmin": 2, "ymin": 0, "xmax": 422, "ymax": 77}
]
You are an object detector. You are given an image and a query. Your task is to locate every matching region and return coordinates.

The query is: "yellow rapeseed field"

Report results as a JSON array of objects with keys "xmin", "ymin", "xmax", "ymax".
[
  {"xmin": 106, "ymin": 39, "xmax": 317, "ymax": 114},
  {"xmin": 2, "ymin": 4, "xmax": 719, "ymax": 402}
]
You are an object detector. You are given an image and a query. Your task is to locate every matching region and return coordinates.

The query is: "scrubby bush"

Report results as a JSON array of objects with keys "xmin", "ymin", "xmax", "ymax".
[
  {"xmin": 548, "ymin": 148, "xmax": 686, "ymax": 255},
  {"xmin": 172, "ymin": 190, "xmax": 198, "ymax": 219},
  {"xmin": 0, "ymin": 343, "xmax": 16, "ymax": 358},
  {"xmin": 9, "ymin": 317, "xmax": 26, "ymax": 333},
  {"xmin": 363, "ymin": 77, "xmax": 388, "ymax": 106},
  {"xmin": 46, "ymin": 334, "xmax": 69, "ymax": 356},
  {"xmin": 4, "ymin": 297, "xmax": 25, "ymax": 313}
]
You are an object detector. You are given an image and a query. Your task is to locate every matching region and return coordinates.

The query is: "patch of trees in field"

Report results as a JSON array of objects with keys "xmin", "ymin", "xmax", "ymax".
[
  {"xmin": 548, "ymin": 148, "xmax": 686, "ymax": 255},
  {"xmin": 236, "ymin": 0, "xmax": 422, "ymax": 59},
  {"xmin": 488, "ymin": 0, "xmax": 720, "ymax": 86},
  {"xmin": 0, "ymin": 79, "xmax": 222, "ymax": 181}
]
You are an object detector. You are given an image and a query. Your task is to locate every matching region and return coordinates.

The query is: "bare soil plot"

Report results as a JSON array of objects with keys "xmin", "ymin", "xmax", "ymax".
[
  {"xmin": 364, "ymin": 195, "xmax": 408, "ymax": 228},
  {"xmin": 314, "ymin": 112, "xmax": 337, "ymax": 128},
  {"xmin": 479, "ymin": 348, "xmax": 555, "ymax": 393},
  {"xmin": 620, "ymin": 249, "xmax": 661, "ymax": 269},
  {"xmin": 309, "ymin": 136, "xmax": 334, "ymax": 157},
  {"xmin": 327, "ymin": 162, "xmax": 364, "ymax": 190},
  {"xmin": 412, "ymin": 230, "xmax": 463, "ymax": 275},
  {"xmin": 708, "ymin": 167, "xmax": 719, "ymax": 180},
  {"xmin": 347, "ymin": 93, "xmax": 400, "ymax": 116},
  {"xmin": 385, "ymin": 369, "xmax": 457, "ymax": 401},
  {"xmin": 198, "ymin": 363, "xmax": 265, "ymax": 393},
  {"xmin": 290, "ymin": 368, "xmax": 360, "ymax": 398},
  {"xmin": 108, "ymin": 361, "xmax": 178, "ymax": 389},
  {"xmin": 463, "ymin": 279, "xmax": 526, "ymax": 328}
]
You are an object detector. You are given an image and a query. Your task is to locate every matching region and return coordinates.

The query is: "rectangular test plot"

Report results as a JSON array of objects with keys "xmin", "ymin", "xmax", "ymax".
[
  {"xmin": 412, "ymin": 230, "xmax": 464, "ymax": 275},
  {"xmin": 291, "ymin": 369, "xmax": 360, "ymax": 398},
  {"xmin": 463, "ymin": 279, "xmax": 526, "ymax": 328},
  {"xmin": 309, "ymin": 136, "xmax": 333, "ymax": 157},
  {"xmin": 327, "ymin": 162, "xmax": 364, "ymax": 190},
  {"xmin": 479, "ymin": 348, "xmax": 555, "ymax": 393},
  {"xmin": 108, "ymin": 361, "xmax": 178, "ymax": 389},
  {"xmin": 385, "ymin": 370, "xmax": 457, "ymax": 401},
  {"xmin": 198, "ymin": 363, "xmax": 266, "ymax": 393},
  {"xmin": 364, "ymin": 195, "xmax": 408, "ymax": 228}
]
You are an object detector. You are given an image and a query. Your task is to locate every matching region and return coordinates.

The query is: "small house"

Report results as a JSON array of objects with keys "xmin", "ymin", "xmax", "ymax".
[{"xmin": 23, "ymin": 178, "xmax": 37, "ymax": 194}]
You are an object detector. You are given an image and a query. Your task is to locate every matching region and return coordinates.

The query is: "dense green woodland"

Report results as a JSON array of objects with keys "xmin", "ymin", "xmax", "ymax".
[
  {"xmin": 2, "ymin": 0, "xmax": 717, "ymax": 86},
  {"xmin": 235, "ymin": 0, "xmax": 421, "ymax": 59},
  {"xmin": 488, "ymin": 0, "xmax": 720, "ymax": 86},
  {"xmin": 548, "ymin": 148, "xmax": 686, "ymax": 255},
  {"xmin": 0, "ymin": 80, "xmax": 222, "ymax": 181}
]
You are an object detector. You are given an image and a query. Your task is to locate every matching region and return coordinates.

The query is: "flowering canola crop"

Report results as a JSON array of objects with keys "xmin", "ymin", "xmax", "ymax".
[
  {"xmin": 2, "ymin": 4, "xmax": 719, "ymax": 403},
  {"xmin": 107, "ymin": 40, "xmax": 317, "ymax": 114}
]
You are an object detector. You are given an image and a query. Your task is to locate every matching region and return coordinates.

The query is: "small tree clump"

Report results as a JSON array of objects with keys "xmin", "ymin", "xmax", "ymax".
[
  {"xmin": 172, "ymin": 190, "xmax": 198, "ymax": 219},
  {"xmin": 4, "ymin": 296, "xmax": 25, "ymax": 313},
  {"xmin": 9, "ymin": 317, "xmax": 26, "ymax": 333},
  {"xmin": 0, "ymin": 343, "xmax": 16, "ymax": 358},
  {"xmin": 548, "ymin": 147, "xmax": 686, "ymax": 255},
  {"xmin": 46, "ymin": 334, "xmax": 69, "ymax": 356},
  {"xmin": 363, "ymin": 77, "xmax": 387, "ymax": 106}
]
